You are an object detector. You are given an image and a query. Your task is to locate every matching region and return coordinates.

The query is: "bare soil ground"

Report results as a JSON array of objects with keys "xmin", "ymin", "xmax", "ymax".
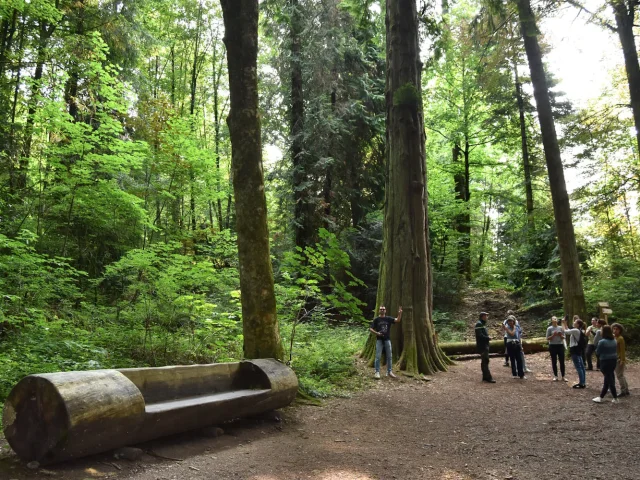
[{"xmin": 2, "ymin": 353, "xmax": 639, "ymax": 480}]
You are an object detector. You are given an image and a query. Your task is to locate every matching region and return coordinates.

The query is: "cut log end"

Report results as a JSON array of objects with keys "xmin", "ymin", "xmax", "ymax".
[{"xmin": 3, "ymin": 376, "xmax": 69, "ymax": 463}]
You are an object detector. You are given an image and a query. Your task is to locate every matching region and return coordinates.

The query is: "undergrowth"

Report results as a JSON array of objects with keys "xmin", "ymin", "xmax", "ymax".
[
  {"xmin": 0, "ymin": 317, "xmax": 368, "ymax": 411},
  {"xmin": 432, "ymin": 310, "xmax": 467, "ymax": 342}
]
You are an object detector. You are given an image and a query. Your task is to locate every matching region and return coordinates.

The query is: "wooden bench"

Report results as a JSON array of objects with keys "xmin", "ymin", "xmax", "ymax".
[{"xmin": 2, "ymin": 359, "xmax": 297, "ymax": 464}]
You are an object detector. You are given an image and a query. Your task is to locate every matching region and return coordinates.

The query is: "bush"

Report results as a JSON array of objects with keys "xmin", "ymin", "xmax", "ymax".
[
  {"xmin": 280, "ymin": 322, "xmax": 367, "ymax": 397},
  {"xmin": 584, "ymin": 255, "xmax": 640, "ymax": 344},
  {"xmin": 432, "ymin": 310, "xmax": 467, "ymax": 342}
]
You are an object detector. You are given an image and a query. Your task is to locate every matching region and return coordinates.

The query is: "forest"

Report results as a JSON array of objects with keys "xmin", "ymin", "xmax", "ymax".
[{"xmin": 0, "ymin": 0, "xmax": 638, "ymax": 403}]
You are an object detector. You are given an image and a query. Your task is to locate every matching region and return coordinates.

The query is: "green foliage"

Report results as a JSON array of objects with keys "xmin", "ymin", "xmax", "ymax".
[
  {"xmin": 432, "ymin": 310, "xmax": 467, "ymax": 342},
  {"xmin": 100, "ymin": 241, "xmax": 243, "ymax": 365},
  {"xmin": 280, "ymin": 322, "xmax": 367, "ymax": 397},
  {"xmin": 276, "ymin": 228, "xmax": 366, "ymax": 324},
  {"xmin": 584, "ymin": 255, "xmax": 640, "ymax": 342},
  {"xmin": 0, "ymin": 319, "xmax": 137, "ymax": 406},
  {"xmin": 0, "ymin": 231, "xmax": 85, "ymax": 326}
]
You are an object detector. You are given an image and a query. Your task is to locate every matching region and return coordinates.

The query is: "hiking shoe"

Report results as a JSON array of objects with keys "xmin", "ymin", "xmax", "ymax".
[
  {"xmin": 553, "ymin": 377, "xmax": 558, "ymax": 381},
  {"xmin": 386, "ymin": 371, "xmax": 397, "ymax": 378},
  {"xmin": 374, "ymin": 372, "xmax": 380, "ymax": 379},
  {"xmin": 592, "ymin": 396, "xmax": 602, "ymax": 403},
  {"xmin": 612, "ymin": 398, "xmax": 620, "ymax": 404}
]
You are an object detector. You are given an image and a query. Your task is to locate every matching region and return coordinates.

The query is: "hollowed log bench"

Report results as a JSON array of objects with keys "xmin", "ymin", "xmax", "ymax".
[{"xmin": 2, "ymin": 358, "xmax": 297, "ymax": 464}]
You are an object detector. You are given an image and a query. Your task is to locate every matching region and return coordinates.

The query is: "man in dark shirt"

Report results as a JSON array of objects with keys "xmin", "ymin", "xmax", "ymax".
[
  {"xmin": 475, "ymin": 311, "xmax": 495, "ymax": 383},
  {"xmin": 369, "ymin": 305, "xmax": 402, "ymax": 379}
]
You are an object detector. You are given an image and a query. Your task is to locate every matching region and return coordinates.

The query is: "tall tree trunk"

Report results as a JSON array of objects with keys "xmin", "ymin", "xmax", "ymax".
[
  {"xmin": 323, "ymin": 82, "xmax": 337, "ymax": 225},
  {"xmin": 453, "ymin": 142, "xmax": 471, "ymax": 281},
  {"xmin": 362, "ymin": 0, "xmax": 449, "ymax": 375},
  {"xmin": 611, "ymin": 0, "xmax": 640, "ymax": 155},
  {"xmin": 290, "ymin": 0, "xmax": 314, "ymax": 249},
  {"xmin": 514, "ymin": 63, "xmax": 535, "ymax": 229},
  {"xmin": 20, "ymin": 20, "xmax": 55, "ymax": 190},
  {"xmin": 189, "ymin": 3, "xmax": 203, "ymax": 233},
  {"xmin": 212, "ymin": 31, "xmax": 226, "ymax": 231},
  {"xmin": 349, "ymin": 152, "xmax": 364, "ymax": 228},
  {"xmin": 0, "ymin": 10, "xmax": 18, "ymax": 80},
  {"xmin": 0, "ymin": 9, "xmax": 18, "ymax": 194},
  {"xmin": 65, "ymin": 0, "xmax": 85, "ymax": 123},
  {"xmin": 516, "ymin": 0, "xmax": 586, "ymax": 320},
  {"xmin": 7, "ymin": 18, "xmax": 25, "ymax": 193},
  {"xmin": 220, "ymin": 0, "xmax": 284, "ymax": 360},
  {"xmin": 170, "ymin": 45, "xmax": 176, "ymax": 106},
  {"xmin": 478, "ymin": 193, "xmax": 492, "ymax": 269}
]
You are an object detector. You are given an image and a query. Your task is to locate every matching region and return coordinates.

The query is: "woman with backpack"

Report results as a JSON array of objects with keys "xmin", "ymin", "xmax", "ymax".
[
  {"xmin": 593, "ymin": 325, "xmax": 619, "ymax": 403},
  {"xmin": 562, "ymin": 316, "xmax": 587, "ymax": 388}
]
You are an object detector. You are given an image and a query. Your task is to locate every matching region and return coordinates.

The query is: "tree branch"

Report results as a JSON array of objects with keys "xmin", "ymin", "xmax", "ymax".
[{"xmin": 564, "ymin": 0, "xmax": 617, "ymax": 33}]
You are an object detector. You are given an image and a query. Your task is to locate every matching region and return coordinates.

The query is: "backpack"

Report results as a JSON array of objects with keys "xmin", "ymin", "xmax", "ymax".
[
  {"xmin": 577, "ymin": 330, "xmax": 587, "ymax": 352},
  {"xmin": 571, "ymin": 330, "xmax": 587, "ymax": 355}
]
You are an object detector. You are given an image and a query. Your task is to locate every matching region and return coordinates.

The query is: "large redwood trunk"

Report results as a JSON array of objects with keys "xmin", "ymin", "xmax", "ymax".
[
  {"xmin": 362, "ymin": 0, "xmax": 449, "ymax": 375},
  {"xmin": 516, "ymin": 0, "xmax": 586, "ymax": 320},
  {"xmin": 220, "ymin": 0, "xmax": 284, "ymax": 360}
]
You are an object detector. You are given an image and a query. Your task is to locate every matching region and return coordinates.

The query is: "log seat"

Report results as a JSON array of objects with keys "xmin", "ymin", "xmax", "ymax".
[
  {"xmin": 2, "ymin": 359, "xmax": 297, "ymax": 465},
  {"xmin": 144, "ymin": 388, "xmax": 271, "ymax": 414}
]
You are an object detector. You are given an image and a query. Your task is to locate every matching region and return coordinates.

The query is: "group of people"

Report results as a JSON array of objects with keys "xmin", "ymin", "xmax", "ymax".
[
  {"xmin": 560, "ymin": 315, "xmax": 630, "ymax": 402},
  {"xmin": 475, "ymin": 310, "xmax": 631, "ymax": 403}
]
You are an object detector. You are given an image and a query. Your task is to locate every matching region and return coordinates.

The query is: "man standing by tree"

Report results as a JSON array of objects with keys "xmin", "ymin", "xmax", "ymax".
[
  {"xmin": 370, "ymin": 305, "xmax": 402, "ymax": 379},
  {"xmin": 475, "ymin": 312, "xmax": 495, "ymax": 383}
]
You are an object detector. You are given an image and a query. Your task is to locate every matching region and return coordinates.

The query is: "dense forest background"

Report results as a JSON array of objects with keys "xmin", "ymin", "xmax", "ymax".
[{"xmin": 1, "ymin": 0, "xmax": 638, "ymax": 400}]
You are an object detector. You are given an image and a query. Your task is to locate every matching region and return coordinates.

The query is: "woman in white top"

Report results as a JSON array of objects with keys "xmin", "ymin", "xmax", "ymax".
[
  {"xmin": 562, "ymin": 316, "xmax": 586, "ymax": 388},
  {"xmin": 546, "ymin": 316, "xmax": 566, "ymax": 381}
]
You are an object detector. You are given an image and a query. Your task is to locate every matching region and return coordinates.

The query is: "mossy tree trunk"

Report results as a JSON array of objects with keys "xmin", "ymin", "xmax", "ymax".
[
  {"xmin": 516, "ymin": 0, "xmax": 587, "ymax": 321},
  {"xmin": 362, "ymin": 0, "xmax": 449, "ymax": 375},
  {"xmin": 220, "ymin": 0, "xmax": 284, "ymax": 360}
]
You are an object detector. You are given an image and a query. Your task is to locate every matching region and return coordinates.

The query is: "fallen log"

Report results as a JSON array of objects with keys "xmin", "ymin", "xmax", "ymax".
[
  {"xmin": 440, "ymin": 337, "xmax": 548, "ymax": 356},
  {"xmin": 2, "ymin": 359, "xmax": 297, "ymax": 465}
]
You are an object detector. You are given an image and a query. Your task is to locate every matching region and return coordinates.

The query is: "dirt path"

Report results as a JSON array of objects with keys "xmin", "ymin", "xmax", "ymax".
[{"xmin": 2, "ymin": 353, "xmax": 639, "ymax": 480}]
